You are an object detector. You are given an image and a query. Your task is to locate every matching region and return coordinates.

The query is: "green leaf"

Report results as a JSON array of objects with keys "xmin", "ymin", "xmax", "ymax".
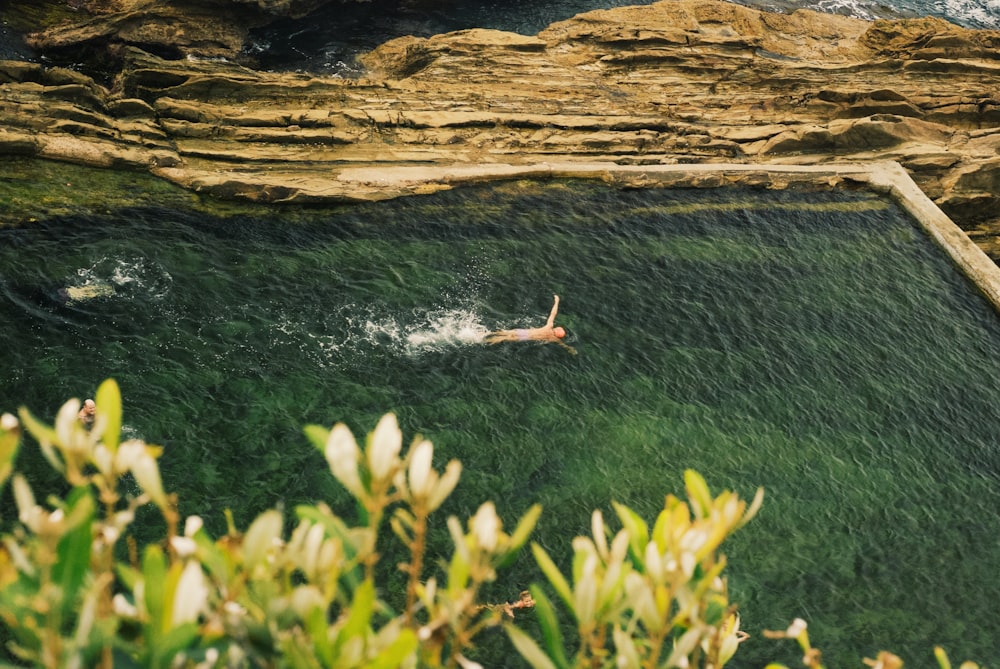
[
  {"xmin": 390, "ymin": 514, "xmax": 413, "ymax": 545},
  {"xmin": 446, "ymin": 544, "xmax": 471, "ymax": 594},
  {"xmin": 934, "ymin": 647, "xmax": 951, "ymax": 669},
  {"xmin": 243, "ymin": 509, "xmax": 283, "ymax": 573},
  {"xmin": 53, "ymin": 487, "xmax": 96, "ymax": 623},
  {"xmin": 114, "ymin": 563, "xmax": 142, "ymax": 592},
  {"xmin": 612, "ymin": 502, "xmax": 649, "ymax": 566},
  {"xmin": 529, "ymin": 586, "xmax": 569, "ymax": 669},
  {"xmin": 735, "ymin": 486, "xmax": 765, "ymax": 530},
  {"xmin": 335, "ymin": 578, "xmax": 375, "ymax": 653},
  {"xmin": 109, "ymin": 646, "xmax": 147, "ymax": 669},
  {"xmin": 303, "ymin": 424, "xmax": 330, "ymax": 452},
  {"xmin": 150, "ymin": 622, "xmax": 198, "ymax": 669},
  {"xmin": 684, "ymin": 469, "xmax": 713, "ymax": 518},
  {"xmin": 498, "ymin": 503, "xmax": 541, "ymax": 568},
  {"xmin": 1, "ymin": 578, "xmax": 44, "ymax": 655},
  {"xmin": 304, "ymin": 605, "xmax": 334, "ymax": 668},
  {"xmin": 505, "ymin": 623, "xmax": 559, "ymax": 669},
  {"xmin": 141, "ymin": 545, "xmax": 167, "ymax": 643},
  {"xmin": 693, "ymin": 558, "xmax": 728, "ymax": 600},
  {"xmin": 530, "ymin": 543, "xmax": 573, "ymax": 613},
  {"xmin": 95, "ymin": 378, "xmax": 123, "ymax": 452},
  {"xmin": 0, "ymin": 420, "xmax": 20, "ymax": 491},
  {"xmin": 62, "ymin": 485, "xmax": 98, "ymax": 531},
  {"xmin": 367, "ymin": 628, "xmax": 418, "ymax": 669},
  {"xmin": 704, "ymin": 598, "xmax": 726, "ymax": 626},
  {"xmin": 280, "ymin": 637, "xmax": 322, "ymax": 669},
  {"xmin": 16, "ymin": 406, "xmax": 57, "ymax": 445},
  {"xmin": 192, "ymin": 532, "xmax": 230, "ymax": 585},
  {"xmin": 159, "ymin": 561, "xmax": 189, "ymax": 637},
  {"xmin": 17, "ymin": 406, "xmax": 63, "ymax": 473}
]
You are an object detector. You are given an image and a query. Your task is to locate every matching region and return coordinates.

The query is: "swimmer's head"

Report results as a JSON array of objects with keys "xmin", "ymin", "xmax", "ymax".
[{"xmin": 553, "ymin": 326, "xmax": 566, "ymax": 339}]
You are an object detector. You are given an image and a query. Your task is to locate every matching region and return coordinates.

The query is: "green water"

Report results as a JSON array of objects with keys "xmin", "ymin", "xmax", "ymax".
[{"xmin": 2, "ymin": 173, "xmax": 999, "ymax": 668}]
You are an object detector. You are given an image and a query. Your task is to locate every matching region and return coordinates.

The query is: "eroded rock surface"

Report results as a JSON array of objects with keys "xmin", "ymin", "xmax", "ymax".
[
  {"xmin": 20, "ymin": 0, "xmax": 337, "ymax": 61},
  {"xmin": 1, "ymin": 0, "xmax": 999, "ymax": 253}
]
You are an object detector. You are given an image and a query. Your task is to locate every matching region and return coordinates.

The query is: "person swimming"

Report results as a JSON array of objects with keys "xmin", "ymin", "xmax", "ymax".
[
  {"xmin": 485, "ymin": 294, "xmax": 576, "ymax": 354},
  {"xmin": 59, "ymin": 281, "xmax": 115, "ymax": 304},
  {"xmin": 78, "ymin": 398, "xmax": 96, "ymax": 427}
]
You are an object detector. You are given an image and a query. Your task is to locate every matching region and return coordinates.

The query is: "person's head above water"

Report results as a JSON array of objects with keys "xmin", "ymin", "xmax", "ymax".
[
  {"xmin": 553, "ymin": 326, "xmax": 566, "ymax": 339},
  {"xmin": 78, "ymin": 398, "xmax": 96, "ymax": 426}
]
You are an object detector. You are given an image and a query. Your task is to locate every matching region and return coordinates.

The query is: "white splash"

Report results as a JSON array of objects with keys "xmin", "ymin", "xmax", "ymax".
[
  {"xmin": 810, "ymin": 0, "xmax": 1000, "ymax": 28},
  {"xmin": 67, "ymin": 256, "xmax": 173, "ymax": 302},
  {"xmin": 266, "ymin": 303, "xmax": 492, "ymax": 368},
  {"xmin": 404, "ymin": 309, "xmax": 491, "ymax": 353},
  {"xmin": 939, "ymin": 0, "xmax": 1000, "ymax": 28},
  {"xmin": 812, "ymin": 0, "xmax": 880, "ymax": 20}
]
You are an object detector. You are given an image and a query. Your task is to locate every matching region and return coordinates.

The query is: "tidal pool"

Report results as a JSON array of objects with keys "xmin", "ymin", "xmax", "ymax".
[{"xmin": 1, "ymin": 176, "xmax": 999, "ymax": 667}]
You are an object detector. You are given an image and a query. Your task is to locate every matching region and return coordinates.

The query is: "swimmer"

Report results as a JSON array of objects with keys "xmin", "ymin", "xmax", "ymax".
[
  {"xmin": 78, "ymin": 398, "xmax": 96, "ymax": 427},
  {"xmin": 60, "ymin": 282, "xmax": 115, "ymax": 304},
  {"xmin": 485, "ymin": 294, "xmax": 577, "ymax": 354}
]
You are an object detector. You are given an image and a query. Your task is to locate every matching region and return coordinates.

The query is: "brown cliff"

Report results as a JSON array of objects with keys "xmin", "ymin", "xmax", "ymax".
[{"xmin": 1, "ymin": 0, "xmax": 999, "ymax": 255}]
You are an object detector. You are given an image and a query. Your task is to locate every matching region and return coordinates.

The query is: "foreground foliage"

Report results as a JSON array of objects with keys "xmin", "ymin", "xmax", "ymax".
[{"xmin": 0, "ymin": 379, "xmax": 982, "ymax": 669}]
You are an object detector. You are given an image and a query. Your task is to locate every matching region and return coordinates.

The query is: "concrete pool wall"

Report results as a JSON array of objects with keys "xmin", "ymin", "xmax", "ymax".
[{"xmin": 335, "ymin": 160, "xmax": 1000, "ymax": 314}]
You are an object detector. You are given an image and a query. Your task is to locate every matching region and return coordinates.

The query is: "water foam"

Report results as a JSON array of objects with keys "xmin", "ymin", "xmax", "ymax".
[
  {"xmin": 403, "ymin": 309, "xmax": 491, "ymax": 352},
  {"xmin": 266, "ymin": 303, "xmax": 492, "ymax": 368},
  {"xmin": 751, "ymin": 0, "xmax": 998, "ymax": 27},
  {"xmin": 69, "ymin": 256, "xmax": 174, "ymax": 302},
  {"xmin": 813, "ymin": 0, "xmax": 881, "ymax": 20},
  {"xmin": 939, "ymin": 0, "xmax": 1000, "ymax": 28}
]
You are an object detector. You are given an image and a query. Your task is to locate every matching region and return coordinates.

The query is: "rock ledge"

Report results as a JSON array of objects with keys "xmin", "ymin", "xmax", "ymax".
[{"xmin": 1, "ymin": 0, "xmax": 999, "ymax": 252}]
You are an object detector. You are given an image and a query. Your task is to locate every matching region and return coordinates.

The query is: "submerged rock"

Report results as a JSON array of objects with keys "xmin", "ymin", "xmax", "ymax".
[{"xmin": 0, "ymin": 0, "xmax": 999, "ymax": 253}]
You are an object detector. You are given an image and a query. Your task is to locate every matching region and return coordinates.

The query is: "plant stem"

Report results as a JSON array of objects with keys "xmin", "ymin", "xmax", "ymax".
[{"xmin": 404, "ymin": 506, "xmax": 428, "ymax": 628}]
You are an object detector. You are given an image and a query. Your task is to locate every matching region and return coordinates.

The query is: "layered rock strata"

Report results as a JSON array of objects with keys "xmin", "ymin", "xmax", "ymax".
[
  {"xmin": 1, "ymin": 0, "xmax": 999, "ymax": 253},
  {"xmin": 17, "ymin": 0, "xmax": 336, "ymax": 61}
]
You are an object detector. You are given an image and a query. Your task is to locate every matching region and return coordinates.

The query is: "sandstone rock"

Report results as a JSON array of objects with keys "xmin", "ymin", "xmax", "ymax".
[
  {"xmin": 0, "ymin": 0, "xmax": 998, "ymax": 254},
  {"xmin": 860, "ymin": 16, "xmax": 1000, "ymax": 58},
  {"xmin": 107, "ymin": 97, "xmax": 156, "ymax": 117},
  {"xmin": 939, "ymin": 161, "xmax": 1000, "ymax": 223},
  {"xmin": 25, "ymin": 3, "xmax": 250, "ymax": 60},
  {"xmin": 20, "ymin": 0, "xmax": 341, "ymax": 61}
]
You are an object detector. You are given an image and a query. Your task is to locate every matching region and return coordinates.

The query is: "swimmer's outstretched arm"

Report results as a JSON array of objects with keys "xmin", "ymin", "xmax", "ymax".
[{"xmin": 545, "ymin": 294, "xmax": 560, "ymax": 328}]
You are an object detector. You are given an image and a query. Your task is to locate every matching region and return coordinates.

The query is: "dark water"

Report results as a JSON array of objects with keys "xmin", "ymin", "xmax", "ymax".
[
  {"xmin": 245, "ymin": 0, "xmax": 671, "ymax": 74},
  {"xmin": 246, "ymin": 0, "xmax": 999, "ymax": 75},
  {"xmin": 0, "ymin": 15, "xmax": 33, "ymax": 61},
  {"xmin": 2, "ymin": 177, "xmax": 1000, "ymax": 667}
]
